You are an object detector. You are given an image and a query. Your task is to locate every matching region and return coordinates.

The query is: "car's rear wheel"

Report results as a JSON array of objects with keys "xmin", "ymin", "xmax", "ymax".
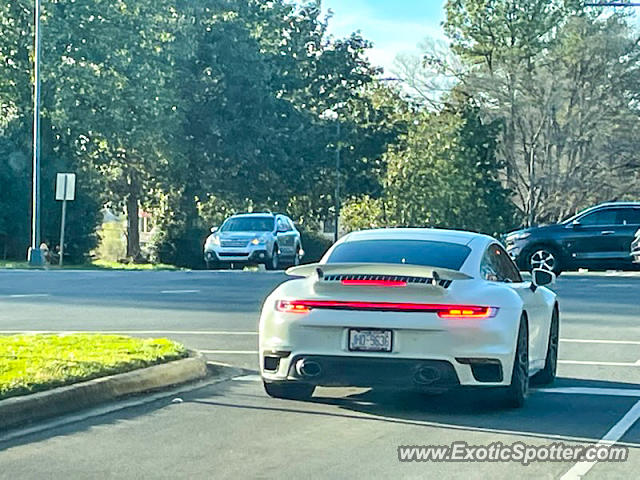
[
  {"xmin": 527, "ymin": 246, "xmax": 562, "ymax": 275},
  {"xmin": 501, "ymin": 316, "xmax": 529, "ymax": 408},
  {"xmin": 532, "ymin": 307, "xmax": 559, "ymax": 386},
  {"xmin": 263, "ymin": 381, "xmax": 315, "ymax": 400}
]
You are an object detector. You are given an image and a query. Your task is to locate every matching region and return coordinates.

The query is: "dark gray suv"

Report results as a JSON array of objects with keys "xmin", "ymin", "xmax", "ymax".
[
  {"xmin": 505, "ymin": 202, "xmax": 640, "ymax": 274},
  {"xmin": 204, "ymin": 213, "xmax": 303, "ymax": 270}
]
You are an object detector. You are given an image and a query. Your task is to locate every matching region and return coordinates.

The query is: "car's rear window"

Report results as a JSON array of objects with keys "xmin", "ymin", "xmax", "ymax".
[{"xmin": 326, "ymin": 239, "xmax": 472, "ymax": 270}]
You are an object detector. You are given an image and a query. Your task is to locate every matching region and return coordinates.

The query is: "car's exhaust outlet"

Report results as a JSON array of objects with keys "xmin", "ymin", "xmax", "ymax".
[
  {"xmin": 414, "ymin": 366, "xmax": 441, "ymax": 385},
  {"xmin": 296, "ymin": 359, "xmax": 322, "ymax": 378}
]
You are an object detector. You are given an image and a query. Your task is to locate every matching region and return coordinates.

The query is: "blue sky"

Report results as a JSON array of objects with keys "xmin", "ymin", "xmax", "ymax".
[{"xmin": 320, "ymin": 0, "xmax": 448, "ymax": 73}]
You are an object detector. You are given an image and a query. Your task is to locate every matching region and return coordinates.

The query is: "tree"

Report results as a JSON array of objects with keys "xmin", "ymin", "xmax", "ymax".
[
  {"xmin": 343, "ymin": 103, "xmax": 516, "ymax": 236},
  {"xmin": 444, "ymin": 1, "xmax": 640, "ymax": 225},
  {"xmin": 385, "ymin": 104, "xmax": 516, "ymax": 235},
  {"xmin": 45, "ymin": 0, "xmax": 181, "ymax": 259},
  {"xmin": 0, "ymin": 0, "xmax": 103, "ymax": 261},
  {"xmin": 152, "ymin": 0, "xmax": 401, "ymax": 266}
]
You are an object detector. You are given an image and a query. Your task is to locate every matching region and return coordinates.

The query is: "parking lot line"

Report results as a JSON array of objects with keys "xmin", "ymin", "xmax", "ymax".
[
  {"xmin": 200, "ymin": 350, "xmax": 258, "ymax": 354},
  {"xmin": 536, "ymin": 387, "xmax": 640, "ymax": 397},
  {"xmin": 561, "ymin": 338, "xmax": 640, "ymax": 346},
  {"xmin": 233, "ymin": 375, "xmax": 262, "ymax": 382},
  {"xmin": 558, "ymin": 360, "xmax": 639, "ymax": 367},
  {"xmin": 5, "ymin": 294, "xmax": 51, "ymax": 298},
  {"xmin": 561, "ymin": 400, "xmax": 640, "ymax": 480},
  {"xmin": 160, "ymin": 289, "xmax": 201, "ymax": 294}
]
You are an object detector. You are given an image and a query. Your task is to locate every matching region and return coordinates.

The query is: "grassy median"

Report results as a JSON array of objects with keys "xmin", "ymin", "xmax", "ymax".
[
  {"xmin": 0, "ymin": 334, "xmax": 188, "ymax": 401},
  {"xmin": 0, "ymin": 260, "xmax": 181, "ymax": 270}
]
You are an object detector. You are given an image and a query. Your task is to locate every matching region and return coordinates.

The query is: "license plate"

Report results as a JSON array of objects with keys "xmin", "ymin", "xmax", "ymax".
[{"xmin": 349, "ymin": 329, "xmax": 392, "ymax": 352}]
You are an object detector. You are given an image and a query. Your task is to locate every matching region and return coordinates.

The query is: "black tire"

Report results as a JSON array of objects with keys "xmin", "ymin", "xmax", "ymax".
[
  {"xmin": 266, "ymin": 246, "xmax": 280, "ymax": 271},
  {"xmin": 532, "ymin": 307, "xmax": 559, "ymax": 386},
  {"xmin": 291, "ymin": 246, "xmax": 302, "ymax": 267},
  {"xmin": 263, "ymin": 381, "xmax": 315, "ymax": 400},
  {"xmin": 525, "ymin": 245, "xmax": 562, "ymax": 275},
  {"xmin": 206, "ymin": 259, "xmax": 221, "ymax": 270},
  {"xmin": 501, "ymin": 316, "xmax": 529, "ymax": 408}
]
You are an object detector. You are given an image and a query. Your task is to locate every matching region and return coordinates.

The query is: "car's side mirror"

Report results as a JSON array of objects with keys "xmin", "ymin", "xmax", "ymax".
[
  {"xmin": 572, "ymin": 219, "xmax": 582, "ymax": 228},
  {"xmin": 210, "ymin": 227, "xmax": 218, "ymax": 233},
  {"xmin": 532, "ymin": 268, "xmax": 556, "ymax": 289}
]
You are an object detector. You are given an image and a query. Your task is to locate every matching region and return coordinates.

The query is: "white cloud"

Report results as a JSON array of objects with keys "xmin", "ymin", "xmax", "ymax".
[{"xmin": 322, "ymin": 1, "xmax": 446, "ymax": 73}]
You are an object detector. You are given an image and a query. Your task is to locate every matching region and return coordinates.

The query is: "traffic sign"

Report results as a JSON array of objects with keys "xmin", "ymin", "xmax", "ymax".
[{"xmin": 56, "ymin": 173, "xmax": 76, "ymax": 201}]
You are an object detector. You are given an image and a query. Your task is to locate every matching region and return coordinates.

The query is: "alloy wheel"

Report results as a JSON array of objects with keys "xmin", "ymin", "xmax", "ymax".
[{"xmin": 530, "ymin": 249, "xmax": 556, "ymax": 271}]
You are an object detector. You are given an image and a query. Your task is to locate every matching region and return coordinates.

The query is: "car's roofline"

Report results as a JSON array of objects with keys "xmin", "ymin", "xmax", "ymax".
[
  {"xmin": 560, "ymin": 202, "xmax": 640, "ymax": 224},
  {"xmin": 340, "ymin": 228, "xmax": 495, "ymax": 247},
  {"xmin": 228, "ymin": 213, "xmax": 276, "ymax": 219}
]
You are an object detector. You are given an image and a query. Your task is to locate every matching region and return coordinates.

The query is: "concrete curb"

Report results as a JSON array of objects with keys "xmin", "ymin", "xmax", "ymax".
[{"xmin": 0, "ymin": 351, "xmax": 211, "ymax": 431}]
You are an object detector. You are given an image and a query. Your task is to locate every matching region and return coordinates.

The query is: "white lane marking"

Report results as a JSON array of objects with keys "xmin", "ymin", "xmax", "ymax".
[
  {"xmin": 536, "ymin": 387, "xmax": 640, "ymax": 397},
  {"xmin": 233, "ymin": 375, "xmax": 262, "ymax": 382},
  {"xmin": 160, "ymin": 289, "xmax": 200, "ymax": 294},
  {"xmin": 200, "ymin": 350, "xmax": 258, "ymax": 354},
  {"xmin": 561, "ymin": 338, "xmax": 640, "ymax": 346},
  {"xmin": 559, "ymin": 360, "xmax": 639, "ymax": 367},
  {"xmin": 561, "ymin": 400, "xmax": 640, "ymax": 480},
  {"xmin": 0, "ymin": 330, "xmax": 256, "ymax": 335},
  {"xmin": 6, "ymin": 294, "xmax": 50, "ymax": 298}
]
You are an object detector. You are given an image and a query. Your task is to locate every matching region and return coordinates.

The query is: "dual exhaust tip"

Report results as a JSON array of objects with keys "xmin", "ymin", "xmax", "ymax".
[
  {"xmin": 296, "ymin": 359, "xmax": 322, "ymax": 378},
  {"xmin": 295, "ymin": 358, "xmax": 441, "ymax": 385}
]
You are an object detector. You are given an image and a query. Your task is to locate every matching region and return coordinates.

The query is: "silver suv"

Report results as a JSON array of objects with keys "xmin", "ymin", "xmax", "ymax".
[{"xmin": 204, "ymin": 213, "xmax": 303, "ymax": 270}]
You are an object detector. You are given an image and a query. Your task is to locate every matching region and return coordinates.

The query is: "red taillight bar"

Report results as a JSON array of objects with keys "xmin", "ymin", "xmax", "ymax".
[
  {"xmin": 276, "ymin": 300, "xmax": 497, "ymax": 318},
  {"xmin": 437, "ymin": 306, "xmax": 496, "ymax": 318},
  {"xmin": 341, "ymin": 279, "xmax": 407, "ymax": 287}
]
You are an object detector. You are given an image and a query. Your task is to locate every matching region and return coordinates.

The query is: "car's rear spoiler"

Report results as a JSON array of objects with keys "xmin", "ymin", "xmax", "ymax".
[{"xmin": 286, "ymin": 263, "xmax": 472, "ymax": 283}]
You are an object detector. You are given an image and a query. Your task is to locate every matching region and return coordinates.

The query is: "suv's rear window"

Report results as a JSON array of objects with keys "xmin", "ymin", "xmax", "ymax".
[{"xmin": 326, "ymin": 240, "xmax": 472, "ymax": 270}]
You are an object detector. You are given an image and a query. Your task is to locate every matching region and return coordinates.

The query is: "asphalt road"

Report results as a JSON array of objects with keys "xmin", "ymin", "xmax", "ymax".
[{"xmin": 1, "ymin": 269, "xmax": 640, "ymax": 479}]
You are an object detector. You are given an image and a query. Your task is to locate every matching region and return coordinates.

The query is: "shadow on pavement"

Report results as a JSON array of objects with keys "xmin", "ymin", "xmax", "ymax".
[
  {"xmin": 3, "ymin": 375, "xmax": 640, "ymax": 452},
  {"xmin": 200, "ymin": 375, "xmax": 640, "ymax": 446}
]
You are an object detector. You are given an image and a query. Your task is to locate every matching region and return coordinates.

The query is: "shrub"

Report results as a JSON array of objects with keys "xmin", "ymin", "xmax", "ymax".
[{"xmin": 300, "ymin": 229, "xmax": 333, "ymax": 263}]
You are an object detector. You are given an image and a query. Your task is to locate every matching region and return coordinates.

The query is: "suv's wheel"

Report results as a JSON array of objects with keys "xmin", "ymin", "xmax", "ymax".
[
  {"xmin": 501, "ymin": 316, "xmax": 529, "ymax": 408},
  {"xmin": 205, "ymin": 259, "xmax": 221, "ymax": 270},
  {"xmin": 532, "ymin": 307, "xmax": 559, "ymax": 386},
  {"xmin": 527, "ymin": 246, "xmax": 562, "ymax": 275},
  {"xmin": 266, "ymin": 246, "xmax": 280, "ymax": 271},
  {"xmin": 263, "ymin": 381, "xmax": 315, "ymax": 400},
  {"xmin": 293, "ymin": 246, "xmax": 301, "ymax": 266}
]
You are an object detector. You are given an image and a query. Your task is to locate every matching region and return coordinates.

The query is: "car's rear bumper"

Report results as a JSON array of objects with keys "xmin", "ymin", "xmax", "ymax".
[
  {"xmin": 261, "ymin": 352, "xmax": 507, "ymax": 390},
  {"xmin": 264, "ymin": 355, "xmax": 466, "ymax": 391},
  {"xmin": 259, "ymin": 307, "xmax": 520, "ymax": 388}
]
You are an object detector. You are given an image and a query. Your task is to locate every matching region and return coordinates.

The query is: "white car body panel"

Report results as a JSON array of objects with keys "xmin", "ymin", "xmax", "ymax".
[{"xmin": 259, "ymin": 228, "xmax": 557, "ymax": 389}]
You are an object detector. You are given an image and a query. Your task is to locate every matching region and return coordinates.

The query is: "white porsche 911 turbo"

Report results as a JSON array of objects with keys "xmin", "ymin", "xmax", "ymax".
[{"xmin": 259, "ymin": 228, "xmax": 559, "ymax": 407}]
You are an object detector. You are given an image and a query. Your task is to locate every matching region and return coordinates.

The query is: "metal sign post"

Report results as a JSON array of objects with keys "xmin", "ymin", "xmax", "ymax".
[
  {"xmin": 28, "ymin": 0, "xmax": 44, "ymax": 266},
  {"xmin": 56, "ymin": 173, "xmax": 76, "ymax": 266}
]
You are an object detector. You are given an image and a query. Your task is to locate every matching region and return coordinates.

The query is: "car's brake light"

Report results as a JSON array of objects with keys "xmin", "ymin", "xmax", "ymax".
[
  {"xmin": 276, "ymin": 300, "xmax": 312, "ymax": 314},
  {"xmin": 437, "ymin": 307, "xmax": 497, "ymax": 319},
  {"xmin": 276, "ymin": 300, "xmax": 497, "ymax": 318},
  {"xmin": 340, "ymin": 279, "xmax": 407, "ymax": 287}
]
